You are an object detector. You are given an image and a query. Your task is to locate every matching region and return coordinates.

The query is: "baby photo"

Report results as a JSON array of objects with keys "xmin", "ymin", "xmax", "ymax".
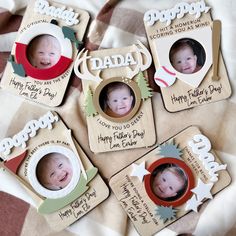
[
  {"xmin": 169, "ymin": 38, "xmax": 205, "ymax": 75},
  {"xmin": 36, "ymin": 152, "xmax": 73, "ymax": 191},
  {"xmin": 144, "ymin": 1, "xmax": 231, "ymax": 112},
  {"xmin": 0, "ymin": 111, "xmax": 109, "ymax": 230},
  {"xmin": 151, "ymin": 163, "xmax": 188, "ymax": 201},
  {"xmin": 27, "ymin": 34, "xmax": 61, "ymax": 69},
  {"xmin": 110, "ymin": 126, "xmax": 231, "ymax": 236},
  {"xmin": 99, "ymin": 82, "xmax": 135, "ymax": 118},
  {"xmin": 0, "ymin": 0, "xmax": 90, "ymax": 107},
  {"xmin": 75, "ymin": 42, "xmax": 156, "ymax": 153}
]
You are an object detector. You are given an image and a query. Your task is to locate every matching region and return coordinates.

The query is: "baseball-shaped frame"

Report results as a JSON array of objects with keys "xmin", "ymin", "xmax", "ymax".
[
  {"xmin": 154, "ymin": 26, "xmax": 212, "ymax": 88},
  {"xmin": 15, "ymin": 23, "xmax": 73, "ymax": 80},
  {"xmin": 28, "ymin": 145, "xmax": 81, "ymax": 199},
  {"xmin": 144, "ymin": 157, "xmax": 195, "ymax": 207},
  {"xmin": 93, "ymin": 77, "xmax": 142, "ymax": 123}
]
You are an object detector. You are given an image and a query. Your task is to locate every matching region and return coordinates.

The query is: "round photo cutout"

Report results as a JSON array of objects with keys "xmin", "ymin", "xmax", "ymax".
[
  {"xmin": 27, "ymin": 34, "xmax": 61, "ymax": 70},
  {"xmin": 93, "ymin": 77, "xmax": 141, "ymax": 123},
  {"xmin": 36, "ymin": 152, "xmax": 72, "ymax": 191},
  {"xmin": 28, "ymin": 145, "xmax": 81, "ymax": 199},
  {"xmin": 144, "ymin": 158, "xmax": 194, "ymax": 207},
  {"xmin": 15, "ymin": 22, "xmax": 73, "ymax": 80},
  {"xmin": 169, "ymin": 38, "xmax": 206, "ymax": 75}
]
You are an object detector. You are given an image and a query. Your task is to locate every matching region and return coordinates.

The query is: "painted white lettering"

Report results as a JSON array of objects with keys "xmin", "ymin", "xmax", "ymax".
[
  {"xmin": 124, "ymin": 53, "xmax": 137, "ymax": 66},
  {"xmin": 208, "ymin": 163, "xmax": 227, "ymax": 182},
  {"xmin": 188, "ymin": 134, "xmax": 227, "ymax": 182},
  {"xmin": 188, "ymin": 134, "xmax": 211, "ymax": 154},
  {"xmin": 90, "ymin": 53, "xmax": 137, "ymax": 71},
  {"xmin": 90, "ymin": 58, "xmax": 103, "ymax": 70},
  {"xmin": 144, "ymin": 0, "xmax": 210, "ymax": 26},
  {"xmin": 103, "ymin": 56, "xmax": 113, "ymax": 69},
  {"xmin": 110, "ymin": 55, "xmax": 124, "ymax": 68},
  {"xmin": 34, "ymin": 0, "xmax": 79, "ymax": 26},
  {"xmin": 0, "ymin": 111, "xmax": 59, "ymax": 157}
]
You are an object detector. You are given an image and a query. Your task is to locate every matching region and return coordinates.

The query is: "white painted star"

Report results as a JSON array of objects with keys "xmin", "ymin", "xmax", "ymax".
[
  {"xmin": 185, "ymin": 195, "xmax": 202, "ymax": 213},
  {"xmin": 191, "ymin": 178, "xmax": 214, "ymax": 202},
  {"xmin": 130, "ymin": 161, "xmax": 150, "ymax": 182}
]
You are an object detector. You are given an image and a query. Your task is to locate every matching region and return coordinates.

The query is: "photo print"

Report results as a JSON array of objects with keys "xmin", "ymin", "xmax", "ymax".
[
  {"xmin": 110, "ymin": 126, "xmax": 231, "ymax": 236},
  {"xmin": 0, "ymin": 0, "xmax": 90, "ymax": 106},
  {"xmin": 74, "ymin": 42, "xmax": 156, "ymax": 153},
  {"xmin": 143, "ymin": 0, "xmax": 231, "ymax": 112},
  {"xmin": 0, "ymin": 111, "xmax": 109, "ymax": 231}
]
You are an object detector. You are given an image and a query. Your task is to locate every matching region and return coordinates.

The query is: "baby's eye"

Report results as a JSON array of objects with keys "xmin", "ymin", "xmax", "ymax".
[
  {"xmin": 169, "ymin": 186, "xmax": 173, "ymax": 191},
  {"xmin": 177, "ymin": 60, "xmax": 181, "ymax": 64},
  {"xmin": 162, "ymin": 178, "xmax": 166, "ymax": 182},
  {"xmin": 50, "ymin": 52, "xmax": 55, "ymax": 56},
  {"xmin": 38, "ymin": 51, "xmax": 44, "ymax": 55},
  {"xmin": 58, "ymin": 163, "xmax": 63, "ymax": 168},
  {"xmin": 123, "ymin": 97, "xmax": 128, "ymax": 100},
  {"xmin": 187, "ymin": 57, "xmax": 192, "ymax": 60},
  {"xmin": 50, "ymin": 172, "xmax": 55, "ymax": 178},
  {"xmin": 113, "ymin": 99, "xmax": 118, "ymax": 103}
]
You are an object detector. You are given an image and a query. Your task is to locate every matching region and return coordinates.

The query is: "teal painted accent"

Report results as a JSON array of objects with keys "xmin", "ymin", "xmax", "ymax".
[
  {"xmin": 38, "ymin": 167, "xmax": 98, "ymax": 214},
  {"xmin": 62, "ymin": 26, "xmax": 83, "ymax": 50},
  {"xmin": 62, "ymin": 26, "xmax": 77, "ymax": 42},
  {"xmin": 75, "ymin": 40, "xmax": 83, "ymax": 50},
  {"xmin": 8, "ymin": 55, "xmax": 26, "ymax": 77}
]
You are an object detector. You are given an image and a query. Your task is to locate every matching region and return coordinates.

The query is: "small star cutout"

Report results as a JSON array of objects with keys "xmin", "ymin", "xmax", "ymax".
[
  {"xmin": 185, "ymin": 195, "xmax": 202, "ymax": 213},
  {"xmin": 130, "ymin": 161, "xmax": 150, "ymax": 182},
  {"xmin": 191, "ymin": 178, "xmax": 214, "ymax": 202}
]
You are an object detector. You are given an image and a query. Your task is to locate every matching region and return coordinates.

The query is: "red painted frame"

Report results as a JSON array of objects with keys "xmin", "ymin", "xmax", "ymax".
[
  {"xmin": 144, "ymin": 157, "xmax": 195, "ymax": 207},
  {"xmin": 15, "ymin": 42, "xmax": 72, "ymax": 80}
]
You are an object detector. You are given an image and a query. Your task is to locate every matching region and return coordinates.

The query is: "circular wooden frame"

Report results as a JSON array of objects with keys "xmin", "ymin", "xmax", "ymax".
[
  {"xmin": 28, "ymin": 145, "xmax": 81, "ymax": 199},
  {"xmin": 144, "ymin": 157, "xmax": 195, "ymax": 207},
  {"xmin": 15, "ymin": 23, "xmax": 73, "ymax": 80},
  {"xmin": 93, "ymin": 77, "xmax": 142, "ymax": 123}
]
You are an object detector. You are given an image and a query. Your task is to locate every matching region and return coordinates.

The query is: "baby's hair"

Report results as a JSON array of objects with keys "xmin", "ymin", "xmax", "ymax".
[
  {"xmin": 170, "ymin": 39, "xmax": 196, "ymax": 63},
  {"xmin": 170, "ymin": 38, "xmax": 206, "ymax": 67},
  {"xmin": 106, "ymin": 82, "xmax": 131, "ymax": 97},
  {"xmin": 36, "ymin": 153, "xmax": 67, "ymax": 185},
  {"xmin": 36, "ymin": 154, "xmax": 56, "ymax": 182},
  {"xmin": 100, "ymin": 82, "xmax": 134, "ymax": 110},
  {"xmin": 27, "ymin": 34, "xmax": 60, "ymax": 64},
  {"xmin": 152, "ymin": 163, "xmax": 188, "ymax": 201}
]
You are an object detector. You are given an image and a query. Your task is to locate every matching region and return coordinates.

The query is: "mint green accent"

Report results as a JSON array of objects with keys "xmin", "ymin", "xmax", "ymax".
[
  {"xmin": 84, "ymin": 87, "xmax": 98, "ymax": 117},
  {"xmin": 62, "ymin": 26, "xmax": 77, "ymax": 42},
  {"xmin": 62, "ymin": 26, "xmax": 83, "ymax": 50},
  {"xmin": 136, "ymin": 71, "xmax": 152, "ymax": 100},
  {"xmin": 38, "ymin": 167, "xmax": 98, "ymax": 214},
  {"xmin": 9, "ymin": 55, "xmax": 26, "ymax": 77}
]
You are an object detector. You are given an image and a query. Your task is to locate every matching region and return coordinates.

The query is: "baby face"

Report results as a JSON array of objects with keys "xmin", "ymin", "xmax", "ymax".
[
  {"xmin": 31, "ymin": 35, "xmax": 61, "ymax": 69},
  {"xmin": 107, "ymin": 86, "xmax": 133, "ymax": 116},
  {"xmin": 172, "ymin": 46, "xmax": 197, "ymax": 74},
  {"xmin": 153, "ymin": 169, "xmax": 184, "ymax": 199},
  {"xmin": 39, "ymin": 154, "xmax": 73, "ymax": 190}
]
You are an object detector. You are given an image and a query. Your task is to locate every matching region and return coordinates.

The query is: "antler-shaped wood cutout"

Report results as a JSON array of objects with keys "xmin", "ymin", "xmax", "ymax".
[
  {"xmin": 74, "ymin": 48, "xmax": 103, "ymax": 83},
  {"xmin": 126, "ymin": 41, "xmax": 152, "ymax": 79}
]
